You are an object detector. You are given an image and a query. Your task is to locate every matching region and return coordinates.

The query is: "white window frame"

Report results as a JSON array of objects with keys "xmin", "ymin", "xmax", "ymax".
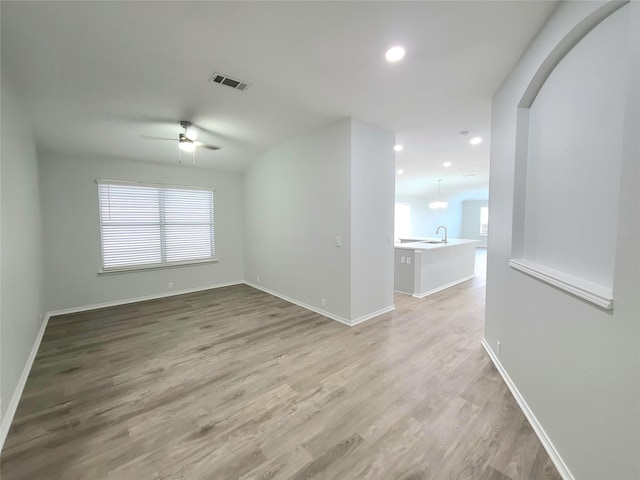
[{"xmin": 96, "ymin": 179, "xmax": 217, "ymax": 274}]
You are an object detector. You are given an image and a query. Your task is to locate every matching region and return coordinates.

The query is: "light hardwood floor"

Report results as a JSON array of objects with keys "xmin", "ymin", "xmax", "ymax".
[{"xmin": 1, "ymin": 251, "xmax": 561, "ymax": 480}]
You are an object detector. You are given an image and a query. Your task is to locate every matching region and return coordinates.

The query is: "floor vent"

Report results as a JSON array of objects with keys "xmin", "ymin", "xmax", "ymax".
[{"xmin": 209, "ymin": 72, "xmax": 250, "ymax": 91}]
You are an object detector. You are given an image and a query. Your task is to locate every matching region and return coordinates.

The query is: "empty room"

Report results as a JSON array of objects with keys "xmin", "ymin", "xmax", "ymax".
[{"xmin": 1, "ymin": 1, "xmax": 638, "ymax": 480}]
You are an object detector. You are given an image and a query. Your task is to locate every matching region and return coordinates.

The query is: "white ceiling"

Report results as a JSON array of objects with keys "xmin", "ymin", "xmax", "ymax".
[{"xmin": 1, "ymin": 1, "xmax": 557, "ymax": 197}]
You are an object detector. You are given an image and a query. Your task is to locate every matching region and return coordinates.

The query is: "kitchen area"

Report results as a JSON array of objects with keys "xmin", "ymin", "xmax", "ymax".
[{"xmin": 394, "ymin": 226, "xmax": 479, "ymax": 298}]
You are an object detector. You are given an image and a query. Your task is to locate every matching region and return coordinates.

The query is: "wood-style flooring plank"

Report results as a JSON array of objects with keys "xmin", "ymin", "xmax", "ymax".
[{"xmin": 1, "ymin": 251, "xmax": 562, "ymax": 480}]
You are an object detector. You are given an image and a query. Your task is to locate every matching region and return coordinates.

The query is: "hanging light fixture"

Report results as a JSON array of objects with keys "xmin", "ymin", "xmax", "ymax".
[{"xmin": 429, "ymin": 179, "xmax": 448, "ymax": 209}]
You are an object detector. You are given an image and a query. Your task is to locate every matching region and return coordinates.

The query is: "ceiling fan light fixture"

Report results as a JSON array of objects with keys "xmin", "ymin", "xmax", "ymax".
[
  {"xmin": 179, "ymin": 138, "xmax": 195, "ymax": 152},
  {"xmin": 179, "ymin": 121, "xmax": 198, "ymax": 141},
  {"xmin": 185, "ymin": 127, "xmax": 198, "ymax": 141}
]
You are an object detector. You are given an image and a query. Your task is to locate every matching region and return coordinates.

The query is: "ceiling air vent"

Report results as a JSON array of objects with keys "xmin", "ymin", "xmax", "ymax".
[{"xmin": 209, "ymin": 72, "xmax": 250, "ymax": 91}]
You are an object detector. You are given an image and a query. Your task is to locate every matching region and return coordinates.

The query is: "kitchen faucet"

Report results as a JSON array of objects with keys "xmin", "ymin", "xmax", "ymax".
[{"xmin": 436, "ymin": 225, "xmax": 448, "ymax": 243}]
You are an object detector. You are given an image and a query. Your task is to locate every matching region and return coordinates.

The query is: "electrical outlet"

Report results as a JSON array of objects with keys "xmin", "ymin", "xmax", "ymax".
[
  {"xmin": 257, "ymin": 275, "xmax": 261, "ymax": 283},
  {"xmin": 388, "ymin": 236, "xmax": 394, "ymax": 246},
  {"xmin": 321, "ymin": 298, "xmax": 326, "ymax": 307},
  {"xmin": 168, "ymin": 282, "xmax": 174, "ymax": 290},
  {"xmin": 497, "ymin": 340, "xmax": 502, "ymax": 356},
  {"xmin": 406, "ymin": 257, "xmax": 411, "ymax": 265},
  {"xmin": 401, "ymin": 256, "xmax": 406, "ymax": 264}
]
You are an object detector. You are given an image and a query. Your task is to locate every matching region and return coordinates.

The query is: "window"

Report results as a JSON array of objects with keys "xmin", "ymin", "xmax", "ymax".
[
  {"xmin": 394, "ymin": 203, "xmax": 411, "ymax": 240},
  {"xmin": 480, "ymin": 206, "xmax": 489, "ymax": 235},
  {"xmin": 97, "ymin": 180, "xmax": 215, "ymax": 272}
]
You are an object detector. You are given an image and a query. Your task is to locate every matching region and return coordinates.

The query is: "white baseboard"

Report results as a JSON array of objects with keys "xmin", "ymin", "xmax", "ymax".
[
  {"xmin": 481, "ymin": 339, "xmax": 574, "ymax": 480},
  {"xmin": 350, "ymin": 305, "xmax": 395, "ymax": 326},
  {"xmin": 1, "ymin": 313, "xmax": 51, "ymax": 451},
  {"xmin": 244, "ymin": 282, "xmax": 394, "ymax": 327},
  {"xmin": 46, "ymin": 280, "xmax": 244, "ymax": 317},
  {"xmin": 412, "ymin": 275, "xmax": 475, "ymax": 299}
]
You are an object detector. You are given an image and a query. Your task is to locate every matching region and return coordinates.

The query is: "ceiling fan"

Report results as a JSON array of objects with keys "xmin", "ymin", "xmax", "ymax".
[{"xmin": 144, "ymin": 121, "xmax": 222, "ymax": 166}]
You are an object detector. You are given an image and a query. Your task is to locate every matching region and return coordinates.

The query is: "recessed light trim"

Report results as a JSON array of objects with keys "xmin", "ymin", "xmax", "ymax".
[
  {"xmin": 385, "ymin": 46, "xmax": 405, "ymax": 62},
  {"xmin": 394, "ymin": 144, "xmax": 404, "ymax": 152},
  {"xmin": 396, "ymin": 169, "xmax": 404, "ymax": 174},
  {"xmin": 443, "ymin": 161, "xmax": 452, "ymax": 167},
  {"xmin": 470, "ymin": 137, "xmax": 483, "ymax": 145}
]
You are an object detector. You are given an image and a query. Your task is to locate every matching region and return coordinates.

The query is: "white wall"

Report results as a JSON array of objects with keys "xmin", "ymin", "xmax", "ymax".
[
  {"xmin": 39, "ymin": 153, "xmax": 245, "ymax": 312},
  {"xmin": 486, "ymin": 2, "xmax": 639, "ymax": 479},
  {"xmin": 396, "ymin": 188, "xmax": 489, "ymax": 241},
  {"xmin": 521, "ymin": 3, "xmax": 625, "ymax": 288},
  {"xmin": 244, "ymin": 119, "xmax": 352, "ymax": 319},
  {"xmin": 0, "ymin": 82, "xmax": 44, "ymax": 421},
  {"xmin": 350, "ymin": 119, "xmax": 395, "ymax": 320},
  {"xmin": 395, "ymin": 194, "xmax": 462, "ymax": 239},
  {"xmin": 461, "ymin": 200, "xmax": 488, "ymax": 246},
  {"xmin": 245, "ymin": 117, "xmax": 395, "ymax": 323}
]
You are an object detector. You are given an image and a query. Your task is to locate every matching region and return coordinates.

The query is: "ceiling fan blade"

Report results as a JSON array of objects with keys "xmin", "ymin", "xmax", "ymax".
[
  {"xmin": 141, "ymin": 134, "xmax": 176, "ymax": 141},
  {"xmin": 191, "ymin": 123, "xmax": 220, "ymax": 138},
  {"xmin": 200, "ymin": 144, "xmax": 222, "ymax": 151}
]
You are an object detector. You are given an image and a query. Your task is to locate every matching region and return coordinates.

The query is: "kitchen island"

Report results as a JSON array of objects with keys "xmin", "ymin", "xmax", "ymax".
[{"xmin": 394, "ymin": 239, "xmax": 478, "ymax": 298}]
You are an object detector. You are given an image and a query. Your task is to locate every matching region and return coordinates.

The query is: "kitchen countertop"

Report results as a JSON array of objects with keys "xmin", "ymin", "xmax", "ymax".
[{"xmin": 394, "ymin": 238, "xmax": 479, "ymax": 251}]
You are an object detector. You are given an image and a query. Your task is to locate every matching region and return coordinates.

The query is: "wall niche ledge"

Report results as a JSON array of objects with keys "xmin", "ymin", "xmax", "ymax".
[{"xmin": 509, "ymin": 258, "xmax": 613, "ymax": 310}]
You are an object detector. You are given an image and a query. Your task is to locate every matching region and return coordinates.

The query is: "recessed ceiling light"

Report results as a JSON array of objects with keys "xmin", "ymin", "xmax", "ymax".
[
  {"xmin": 385, "ymin": 46, "xmax": 405, "ymax": 62},
  {"xmin": 443, "ymin": 161, "xmax": 452, "ymax": 167},
  {"xmin": 396, "ymin": 169, "xmax": 404, "ymax": 174},
  {"xmin": 394, "ymin": 144, "xmax": 404, "ymax": 152},
  {"xmin": 470, "ymin": 137, "xmax": 483, "ymax": 145}
]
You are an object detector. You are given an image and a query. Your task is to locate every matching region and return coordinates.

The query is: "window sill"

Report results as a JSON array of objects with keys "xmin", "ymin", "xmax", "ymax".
[{"xmin": 98, "ymin": 258, "xmax": 219, "ymax": 275}]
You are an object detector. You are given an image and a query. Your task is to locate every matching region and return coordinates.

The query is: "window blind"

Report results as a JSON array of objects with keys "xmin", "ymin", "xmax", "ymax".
[{"xmin": 97, "ymin": 180, "xmax": 215, "ymax": 272}]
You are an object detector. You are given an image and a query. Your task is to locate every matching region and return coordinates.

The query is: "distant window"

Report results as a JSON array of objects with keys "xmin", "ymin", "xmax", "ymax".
[
  {"xmin": 97, "ymin": 180, "xmax": 215, "ymax": 272},
  {"xmin": 480, "ymin": 206, "xmax": 489, "ymax": 235},
  {"xmin": 395, "ymin": 203, "xmax": 411, "ymax": 239}
]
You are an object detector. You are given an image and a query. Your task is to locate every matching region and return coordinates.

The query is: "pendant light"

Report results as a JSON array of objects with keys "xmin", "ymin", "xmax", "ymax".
[{"xmin": 429, "ymin": 179, "xmax": 448, "ymax": 209}]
